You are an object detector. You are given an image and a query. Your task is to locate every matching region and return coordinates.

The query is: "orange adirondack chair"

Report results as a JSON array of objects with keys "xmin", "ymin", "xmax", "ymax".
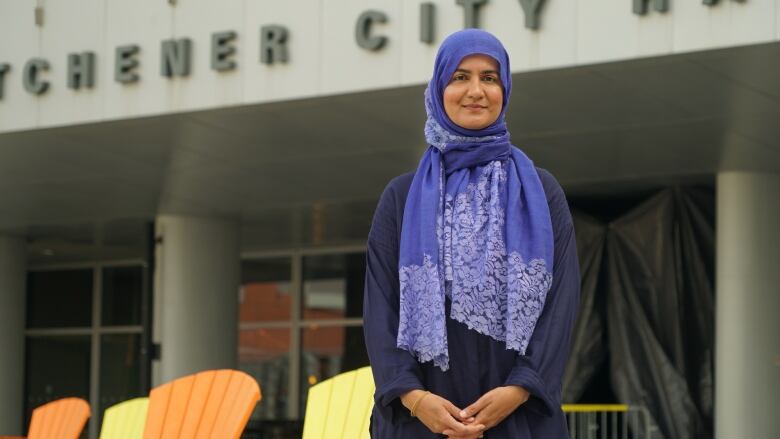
[
  {"xmin": 143, "ymin": 369, "xmax": 261, "ymax": 439},
  {"xmin": 4, "ymin": 397, "xmax": 91, "ymax": 439}
]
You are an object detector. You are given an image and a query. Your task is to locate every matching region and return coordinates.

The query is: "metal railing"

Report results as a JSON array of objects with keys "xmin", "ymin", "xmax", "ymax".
[{"xmin": 562, "ymin": 404, "xmax": 660, "ymax": 439}]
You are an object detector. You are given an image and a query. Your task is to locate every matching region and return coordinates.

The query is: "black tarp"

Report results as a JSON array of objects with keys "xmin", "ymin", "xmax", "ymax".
[
  {"xmin": 562, "ymin": 213, "xmax": 607, "ymax": 403},
  {"xmin": 563, "ymin": 187, "xmax": 715, "ymax": 439}
]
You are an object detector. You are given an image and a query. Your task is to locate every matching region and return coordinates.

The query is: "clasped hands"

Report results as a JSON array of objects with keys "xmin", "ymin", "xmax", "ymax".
[{"xmin": 401, "ymin": 386, "xmax": 530, "ymax": 439}]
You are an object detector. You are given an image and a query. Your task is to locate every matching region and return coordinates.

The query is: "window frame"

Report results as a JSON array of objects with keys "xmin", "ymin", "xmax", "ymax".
[
  {"xmin": 25, "ymin": 259, "xmax": 145, "ymax": 439},
  {"xmin": 240, "ymin": 244, "xmax": 366, "ymax": 420}
]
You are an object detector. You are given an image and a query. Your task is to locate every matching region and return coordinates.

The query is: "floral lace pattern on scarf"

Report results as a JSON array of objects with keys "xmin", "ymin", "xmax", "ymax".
[
  {"xmin": 398, "ymin": 163, "xmax": 552, "ymax": 370},
  {"xmin": 396, "ymin": 254, "xmax": 449, "ymax": 370}
]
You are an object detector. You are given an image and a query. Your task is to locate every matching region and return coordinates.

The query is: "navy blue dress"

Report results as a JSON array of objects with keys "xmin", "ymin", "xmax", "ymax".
[{"xmin": 363, "ymin": 168, "xmax": 580, "ymax": 438}]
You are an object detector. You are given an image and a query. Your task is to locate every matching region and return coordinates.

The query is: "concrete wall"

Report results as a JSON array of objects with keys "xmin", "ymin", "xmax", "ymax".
[{"xmin": 1, "ymin": 0, "xmax": 779, "ymax": 133}]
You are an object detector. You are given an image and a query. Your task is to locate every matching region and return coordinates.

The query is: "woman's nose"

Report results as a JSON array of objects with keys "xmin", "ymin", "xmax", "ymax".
[{"xmin": 467, "ymin": 77, "xmax": 485, "ymax": 98}]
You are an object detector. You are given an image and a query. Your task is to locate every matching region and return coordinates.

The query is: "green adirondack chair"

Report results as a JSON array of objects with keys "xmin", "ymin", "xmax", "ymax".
[
  {"xmin": 99, "ymin": 397, "xmax": 149, "ymax": 439},
  {"xmin": 302, "ymin": 366, "xmax": 375, "ymax": 439}
]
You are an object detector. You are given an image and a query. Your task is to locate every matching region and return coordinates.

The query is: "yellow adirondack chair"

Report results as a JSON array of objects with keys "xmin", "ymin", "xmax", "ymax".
[
  {"xmin": 302, "ymin": 366, "xmax": 375, "ymax": 439},
  {"xmin": 99, "ymin": 397, "xmax": 149, "ymax": 439}
]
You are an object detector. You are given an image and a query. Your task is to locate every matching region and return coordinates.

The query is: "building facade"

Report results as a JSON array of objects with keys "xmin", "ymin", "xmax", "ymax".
[{"xmin": 1, "ymin": 0, "xmax": 779, "ymax": 437}]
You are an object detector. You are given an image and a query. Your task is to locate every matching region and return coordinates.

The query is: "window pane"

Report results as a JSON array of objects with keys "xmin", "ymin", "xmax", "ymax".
[
  {"xmin": 27, "ymin": 269, "xmax": 92, "ymax": 328},
  {"xmin": 241, "ymin": 258, "xmax": 292, "ymax": 322},
  {"xmin": 99, "ymin": 334, "xmax": 142, "ymax": 420},
  {"xmin": 102, "ymin": 266, "xmax": 143, "ymax": 326},
  {"xmin": 239, "ymin": 328, "xmax": 290, "ymax": 420},
  {"xmin": 25, "ymin": 336, "xmax": 91, "ymax": 426},
  {"xmin": 300, "ymin": 325, "xmax": 369, "ymax": 416},
  {"xmin": 302, "ymin": 253, "xmax": 365, "ymax": 320}
]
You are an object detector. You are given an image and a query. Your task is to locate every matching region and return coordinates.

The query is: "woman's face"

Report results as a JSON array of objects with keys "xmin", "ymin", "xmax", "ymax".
[{"xmin": 443, "ymin": 54, "xmax": 503, "ymax": 130}]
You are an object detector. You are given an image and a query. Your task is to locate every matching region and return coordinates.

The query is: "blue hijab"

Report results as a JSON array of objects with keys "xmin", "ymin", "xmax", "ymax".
[{"xmin": 397, "ymin": 29, "xmax": 554, "ymax": 371}]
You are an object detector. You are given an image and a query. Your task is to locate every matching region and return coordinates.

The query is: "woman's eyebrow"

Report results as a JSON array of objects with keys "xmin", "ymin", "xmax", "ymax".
[{"xmin": 452, "ymin": 68, "xmax": 499, "ymax": 74}]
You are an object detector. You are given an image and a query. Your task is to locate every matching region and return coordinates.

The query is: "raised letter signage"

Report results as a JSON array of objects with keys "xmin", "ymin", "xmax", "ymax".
[
  {"xmin": 23, "ymin": 59, "xmax": 49, "ymax": 95},
  {"xmin": 516, "ymin": 0, "xmax": 547, "ymax": 30},
  {"xmin": 355, "ymin": 10, "xmax": 388, "ymax": 51},
  {"xmin": 420, "ymin": 3, "xmax": 436, "ymax": 43},
  {"xmin": 0, "ymin": 64, "xmax": 9, "ymax": 100},
  {"xmin": 456, "ymin": 0, "xmax": 488, "ymax": 29},
  {"xmin": 0, "ymin": 1, "xmax": 757, "ymax": 103},
  {"xmin": 212, "ymin": 31, "xmax": 237, "ymax": 71},
  {"xmin": 633, "ymin": 0, "xmax": 668, "ymax": 15},
  {"xmin": 161, "ymin": 38, "xmax": 192, "ymax": 77},
  {"xmin": 115, "ymin": 45, "xmax": 140, "ymax": 84},
  {"xmin": 67, "ymin": 52, "xmax": 96, "ymax": 90},
  {"xmin": 260, "ymin": 25, "xmax": 289, "ymax": 64}
]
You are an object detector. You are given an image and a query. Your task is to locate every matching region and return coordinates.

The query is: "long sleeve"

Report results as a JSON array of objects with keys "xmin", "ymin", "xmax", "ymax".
[
  {"xmin": 504, "ymin": 169, "xmax": 581, "ymax": 417},
  {"xmin": 363, "ymin": 178, "xmax": 425, "ymax": 422}
]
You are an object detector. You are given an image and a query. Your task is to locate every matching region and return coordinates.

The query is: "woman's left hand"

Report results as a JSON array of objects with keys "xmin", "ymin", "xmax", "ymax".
[{"xmin": 458, "ymin": 385, "xmax": 530, "ymax": 432}]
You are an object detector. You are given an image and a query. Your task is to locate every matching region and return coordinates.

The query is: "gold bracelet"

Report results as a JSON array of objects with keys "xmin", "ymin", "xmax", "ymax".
[{"xmin": 410, "ymin": 391, "xmax": 431, "ymax": 417}]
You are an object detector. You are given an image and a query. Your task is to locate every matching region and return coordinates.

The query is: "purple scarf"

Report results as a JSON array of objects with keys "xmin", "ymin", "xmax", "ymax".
[{"xmin": 397, "ymin": 29, "xmax": 554, "ymax": 371}]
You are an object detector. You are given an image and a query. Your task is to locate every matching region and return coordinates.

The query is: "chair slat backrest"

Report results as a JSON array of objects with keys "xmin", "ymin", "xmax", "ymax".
[
  {"xmin": 143, "ymin": 369, "xmax": 261, "ymax": 439},
  {"xmin": 99, "ymin": 397, "xmax": 149, "ymax": 439},
  {"xmin": 302, "ymin": 366, "xmax": 375, "ymax": 439},
  {"xmin": 27, "ymin": 397, "xmax": 90, "ymax": 439},
  {"xmin": 343, "ymin": 368, "xmax": 375, "ymax": 439}
]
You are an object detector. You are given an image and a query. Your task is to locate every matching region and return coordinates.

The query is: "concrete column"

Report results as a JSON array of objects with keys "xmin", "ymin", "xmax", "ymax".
[
  {"xmin": 154, "ymin": 215, "xmax": 239, "ymax": 384},
  {"xmin": 716, "ymin": 172, "xmax": 780, "ymax": 439},
  {"xmin": 0, "ymin": 235, "xmax": 26, "ymax": 435}
]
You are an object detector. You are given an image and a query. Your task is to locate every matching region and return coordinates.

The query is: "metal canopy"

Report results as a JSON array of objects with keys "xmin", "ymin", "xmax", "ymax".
[{"xmin": 2, "ymin": 42, "xmax": 779, "ymax": 257}]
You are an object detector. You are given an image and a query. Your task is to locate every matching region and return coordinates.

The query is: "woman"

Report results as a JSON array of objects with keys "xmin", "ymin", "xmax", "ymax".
[{"xmin": 363, "ymin": 29, "xmax": 580, "ymax": 438}]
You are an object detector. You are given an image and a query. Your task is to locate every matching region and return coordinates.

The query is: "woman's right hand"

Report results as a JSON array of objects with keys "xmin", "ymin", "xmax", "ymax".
[{"xmin": 401, "ymin": 390, "xmax": 486, "ymax": 438}]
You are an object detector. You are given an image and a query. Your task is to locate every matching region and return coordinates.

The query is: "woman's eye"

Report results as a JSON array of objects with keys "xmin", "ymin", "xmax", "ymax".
[
  {"xmin": 482, "ymin": 75, "xmax": 498, "ymax": 82},
  {"xmin": 453, "ymin": 74, "xmax": 467, "ymax": 81}
]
